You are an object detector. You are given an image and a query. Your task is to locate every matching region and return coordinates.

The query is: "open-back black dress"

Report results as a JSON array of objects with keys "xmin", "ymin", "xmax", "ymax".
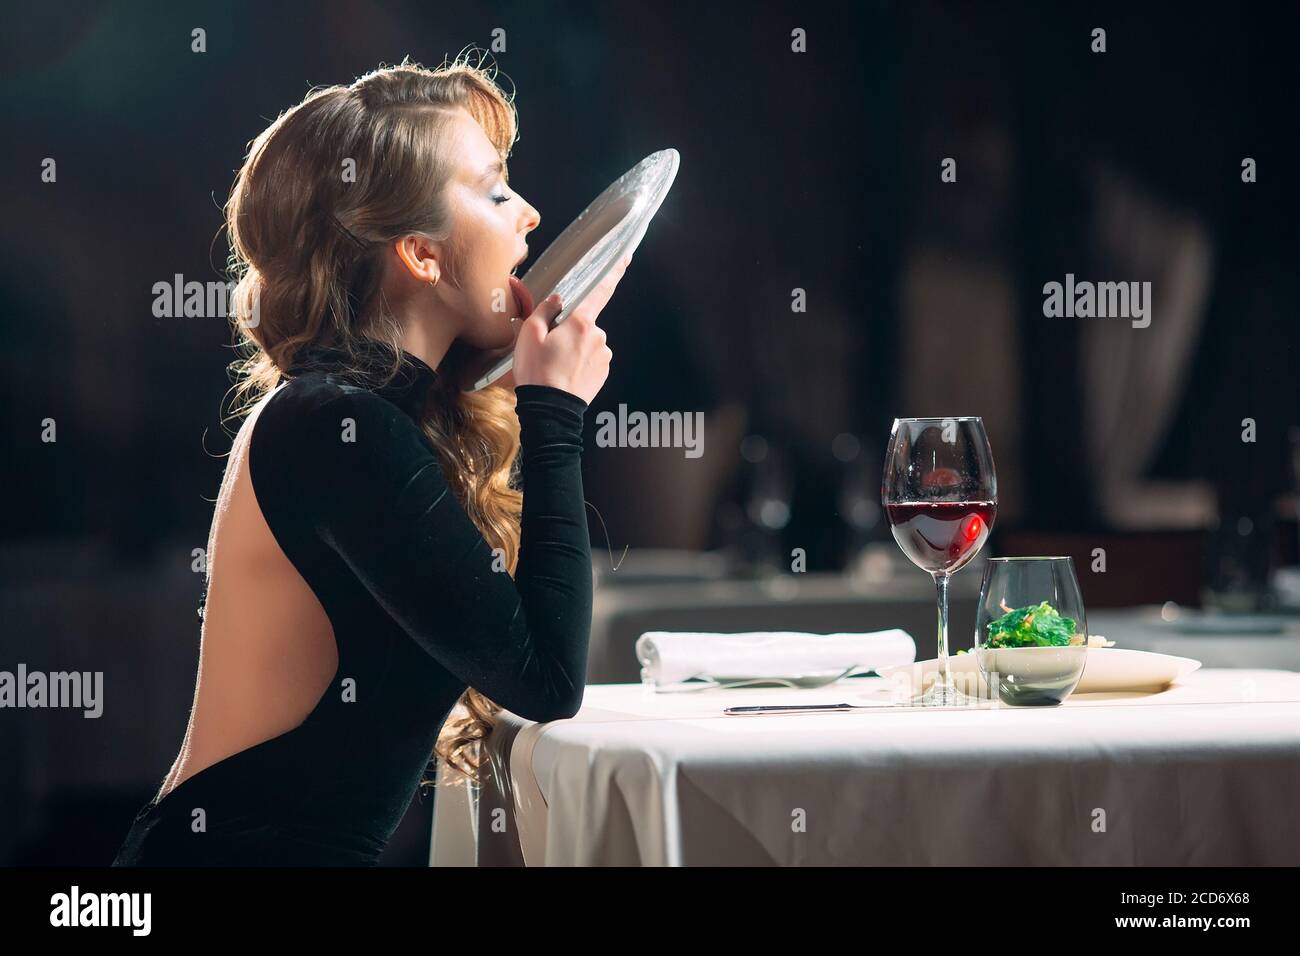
[{"xmin": 112, "ymin": 344, "xmax": 592, "ymax": 865}]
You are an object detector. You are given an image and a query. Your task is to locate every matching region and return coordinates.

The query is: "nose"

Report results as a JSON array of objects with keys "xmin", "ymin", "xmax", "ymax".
[{"xmin": 520, "ymin": 200, "xmax": 540, "ymax": 235}]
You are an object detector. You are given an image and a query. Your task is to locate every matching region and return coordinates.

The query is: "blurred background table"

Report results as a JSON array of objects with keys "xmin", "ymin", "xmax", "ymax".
[
  {"xmin": 585, "ymin": 547, "xmax": 982, "ymax": 682},
  {"xmin": 584, "ymin": 549, "xmax": 1300, "ymax": 682},
  {"xmin": 1087, "ymin": 607, "xmax": 1300, "ymax": 669}
]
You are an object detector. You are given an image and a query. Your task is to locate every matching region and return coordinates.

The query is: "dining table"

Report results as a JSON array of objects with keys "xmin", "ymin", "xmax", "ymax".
[{"xmin": 429, "ymin": 667, "xmax": 1300, "ymax": 866}]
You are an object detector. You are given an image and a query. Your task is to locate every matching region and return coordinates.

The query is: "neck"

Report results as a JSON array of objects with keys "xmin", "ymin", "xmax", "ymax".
[
  {"xmin": 384, "ymin": 279, "xmax": 459, "ymax": 374},
  {"xmin": 397, "ymin": 314, "xmax": 456, "ymax": 373}
]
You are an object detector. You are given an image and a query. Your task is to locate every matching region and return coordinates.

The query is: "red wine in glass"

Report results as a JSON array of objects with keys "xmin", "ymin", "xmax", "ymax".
[
  {"xmin": 885, "ymin": 501, "xmax": 997, "ymax": 574},
  {"xmin": 882, "ymin": 417, "xmax": 997, "ymax": 706}
]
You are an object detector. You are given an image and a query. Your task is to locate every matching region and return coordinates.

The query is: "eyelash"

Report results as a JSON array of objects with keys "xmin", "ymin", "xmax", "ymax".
[{"xmin": 491, "ymin": 191, "xmax": 511, "ymax": 205}]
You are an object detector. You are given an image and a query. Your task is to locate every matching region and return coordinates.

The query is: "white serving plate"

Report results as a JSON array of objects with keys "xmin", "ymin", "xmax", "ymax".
[
  {"xmin": 468, "ymin": 148, "xmax": 680, "ymax": 391},
  {"xmin": 878, "ymin": 647, "xmax": 1202, "ymax": 695}
]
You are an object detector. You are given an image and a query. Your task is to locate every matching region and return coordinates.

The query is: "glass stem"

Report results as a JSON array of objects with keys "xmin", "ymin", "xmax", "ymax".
[{"xmin": 934, "ymin": 572, "xmax": 952, "ymax": 693}]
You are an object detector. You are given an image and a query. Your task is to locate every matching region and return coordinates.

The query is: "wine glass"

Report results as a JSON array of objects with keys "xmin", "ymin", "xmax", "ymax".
[{"xmin": 882, "ymin": 417, "xmax": 997, "ymax": 705}]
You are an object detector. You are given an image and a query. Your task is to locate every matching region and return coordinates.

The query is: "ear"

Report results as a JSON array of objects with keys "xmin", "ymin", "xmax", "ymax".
[{"xmin": 393, "ymin": 234, "xmax": 443, "ymax": 284}]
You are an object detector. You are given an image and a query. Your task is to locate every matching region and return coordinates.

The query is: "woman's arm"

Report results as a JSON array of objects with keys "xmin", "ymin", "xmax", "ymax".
[{"xmin": 259, "ymin": 378, "xmax": 592, "ymax": 722}]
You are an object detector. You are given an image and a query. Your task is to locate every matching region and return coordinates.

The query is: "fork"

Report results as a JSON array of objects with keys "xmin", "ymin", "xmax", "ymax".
[{"xmin": 654, "ymin": 664, "xmax": 866, "ymax": 693}]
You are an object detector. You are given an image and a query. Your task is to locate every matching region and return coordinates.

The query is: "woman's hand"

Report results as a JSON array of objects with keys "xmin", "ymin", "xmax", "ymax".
[{"xmin": 511, "ymin": 253, "xmax": 628, "ymax": 405}]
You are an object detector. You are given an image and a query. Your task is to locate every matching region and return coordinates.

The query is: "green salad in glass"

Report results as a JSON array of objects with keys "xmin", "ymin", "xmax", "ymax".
[{"xmin": 985, "ymin": 600, "xmax": 1083, "ymax": 648}]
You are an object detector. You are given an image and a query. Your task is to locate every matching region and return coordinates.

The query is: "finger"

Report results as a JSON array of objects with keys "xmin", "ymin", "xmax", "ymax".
[
  {"xmin": 531, "ymin": 293, "xmax": 564, "ymax": 331},
  {"xmin": 517, "ymin": 294, "xmax": 559, "ymax": 344},
  {"xmin": 588, "ymin": 256, "xmax": 632, "ymax": 302},
  {"xmin": 601, "ymin": 256, "xmax": 631, "ymax": 290},
  {"xmin": 570, "ymin": 277, "xmax": 622, "ymax": 325},
  {"xmin": 517, "ymin": 310, "xmax": 549, "ymax": 348}
]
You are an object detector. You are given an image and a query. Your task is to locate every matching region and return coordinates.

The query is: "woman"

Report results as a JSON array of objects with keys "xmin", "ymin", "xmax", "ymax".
[{"xmin": 112, "ymin": 54, "xmax": 622, "ymax": 865}]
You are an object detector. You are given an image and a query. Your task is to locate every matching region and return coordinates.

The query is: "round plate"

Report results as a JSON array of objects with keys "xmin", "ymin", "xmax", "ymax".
[
  {"xmin": 877, "ymin": 647, "xmax": 1202, "ymax": 695},
  {"xmin": 468, "ymin": 148, "xmax": 680, "ymax": 391}
]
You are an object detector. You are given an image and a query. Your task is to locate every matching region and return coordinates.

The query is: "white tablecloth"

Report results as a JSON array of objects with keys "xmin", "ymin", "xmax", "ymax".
[{"xmin": 457, "ymin": 669, "xmax": 1300, "ymax": 866}]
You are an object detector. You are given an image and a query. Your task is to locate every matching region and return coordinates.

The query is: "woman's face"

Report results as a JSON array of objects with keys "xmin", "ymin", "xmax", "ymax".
[{"xmin": 440, "ymin": 109, "xmax": 541, "ymax": 351}]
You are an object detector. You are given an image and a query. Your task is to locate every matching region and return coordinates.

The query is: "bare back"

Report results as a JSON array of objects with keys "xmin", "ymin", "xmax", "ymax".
[{"xmin": 156, "ymin": 388, "xmax": 339, "ymax": 802}]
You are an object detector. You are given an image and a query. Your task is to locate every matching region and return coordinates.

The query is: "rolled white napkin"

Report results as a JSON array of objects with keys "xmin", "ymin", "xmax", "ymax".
[{"xmin": 635, "ymin": 629, "xmax": 917, "ymax": 686}]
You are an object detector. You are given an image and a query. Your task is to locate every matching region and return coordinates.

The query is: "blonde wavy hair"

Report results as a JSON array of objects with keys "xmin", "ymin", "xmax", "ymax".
[{"xmin": 223, "ymin": 51, "xmax": 522, "ymax": 788}]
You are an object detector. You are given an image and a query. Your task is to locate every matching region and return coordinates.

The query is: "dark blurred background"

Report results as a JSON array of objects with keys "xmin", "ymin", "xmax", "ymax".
[{"xmin": 2, "ymin": 0, "xmax": 1298, "ymax": 865}]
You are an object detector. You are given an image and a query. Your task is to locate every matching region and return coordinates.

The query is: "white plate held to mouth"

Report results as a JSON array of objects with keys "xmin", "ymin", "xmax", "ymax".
[{"xmin": 468, "ymin": 148, "xmax": 680, "ymax": 391}]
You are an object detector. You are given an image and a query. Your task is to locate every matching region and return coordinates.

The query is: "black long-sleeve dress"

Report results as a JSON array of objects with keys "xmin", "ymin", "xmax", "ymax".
[{"xmin": 112, "ymin": 344, "xmax": 592, "ymax": 865}]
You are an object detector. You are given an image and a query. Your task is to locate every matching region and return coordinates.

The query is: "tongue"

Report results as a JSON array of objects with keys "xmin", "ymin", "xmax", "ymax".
[{"xmin": 509, "ymin": 275, "xmax": 534, "ymax": 320}]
